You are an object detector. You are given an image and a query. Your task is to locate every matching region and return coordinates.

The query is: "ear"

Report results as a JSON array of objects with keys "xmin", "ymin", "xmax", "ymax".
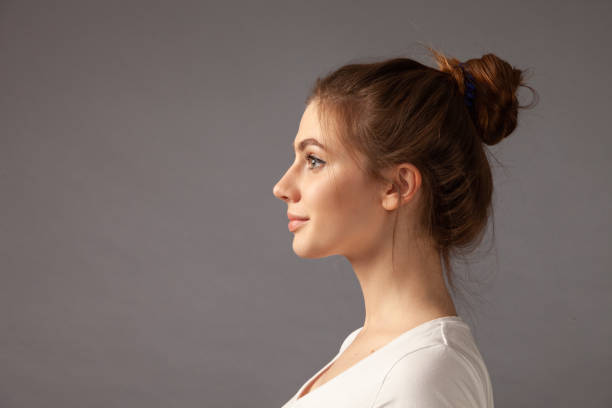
[{"xmin": 381, "ymin": 163, "xmax": 422, "ymax": 211}]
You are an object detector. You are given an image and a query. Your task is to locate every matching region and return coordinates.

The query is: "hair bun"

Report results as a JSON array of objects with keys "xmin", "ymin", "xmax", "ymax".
[{"xmin": 429, "ymin": 49, "xmax": 538, "ymax": 146}]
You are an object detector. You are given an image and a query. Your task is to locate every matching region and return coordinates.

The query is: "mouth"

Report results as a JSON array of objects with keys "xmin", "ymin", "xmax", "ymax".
[{"xmin": 288, "ymin": 219, "xmax": 309, "ymax": 232}]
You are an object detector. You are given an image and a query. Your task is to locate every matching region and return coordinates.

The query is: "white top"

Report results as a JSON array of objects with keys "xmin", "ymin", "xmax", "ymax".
[{"xmin": 280, "ymin": 316, "xmax": 494, "ymax": 408}]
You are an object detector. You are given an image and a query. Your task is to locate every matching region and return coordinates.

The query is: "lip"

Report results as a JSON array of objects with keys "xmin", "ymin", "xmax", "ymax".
[
  {"xmin": 288, "ymin": 219, "xmax": 309, "ymax": 232},
  {"xmin": 287, "ymin": 211, "xmax": 309, "ymax": 221}
]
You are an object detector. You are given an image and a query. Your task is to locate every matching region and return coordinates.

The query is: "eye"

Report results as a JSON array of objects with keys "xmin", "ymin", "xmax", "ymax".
[{"xmin": 305, "ymin": 153, "xmax": 325, "ymax": 170}]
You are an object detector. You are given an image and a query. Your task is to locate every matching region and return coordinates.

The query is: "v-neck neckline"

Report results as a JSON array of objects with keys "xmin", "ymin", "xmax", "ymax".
[{"xmin": 293, "ymin": 315, "xmax": 463, "ymax": 402}]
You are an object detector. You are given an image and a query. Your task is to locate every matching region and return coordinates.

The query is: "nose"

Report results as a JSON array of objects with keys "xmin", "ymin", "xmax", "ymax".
[
  {"xmin": 274, "ymin": 158, "xmax": 301, "ymax": 202},
  {"xmin": 272, "ymin": 182, "xmax": 284, "ymax": 201},
  {"xmin": 273, "ymin": 175, "xmax": 290, "ymax": 202},
  {"xmin": 274, "ymin": 166, "xmax": 298, "ymax": 202}
]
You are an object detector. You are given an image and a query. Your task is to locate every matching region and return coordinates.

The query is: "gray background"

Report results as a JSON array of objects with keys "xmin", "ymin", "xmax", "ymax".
[{"xmin": 1, "ymin": 1, "xmax": 610, "ymax": 407}]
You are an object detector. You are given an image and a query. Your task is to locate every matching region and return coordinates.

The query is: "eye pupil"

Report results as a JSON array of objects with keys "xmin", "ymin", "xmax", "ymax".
[{"xmin": 306, "ymin": 153, "xmax": 324, "ymax": 169}]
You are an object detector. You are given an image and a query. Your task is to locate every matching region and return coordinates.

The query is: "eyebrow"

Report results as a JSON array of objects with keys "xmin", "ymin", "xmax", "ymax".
[{"xmin": 294, "ymin": 138, "xmax": 326, "ymax": 152}]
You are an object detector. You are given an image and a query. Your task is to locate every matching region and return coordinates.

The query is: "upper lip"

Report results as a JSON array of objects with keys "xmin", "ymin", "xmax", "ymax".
[{"xmin": 287, "ymin": 211, "xmax": 309, "ymax": 221}]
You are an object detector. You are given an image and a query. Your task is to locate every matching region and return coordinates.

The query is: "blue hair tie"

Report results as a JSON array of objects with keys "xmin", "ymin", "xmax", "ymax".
[{"xmin": 458, "ymin": 63, "xmax": 476, "ymax": 117}]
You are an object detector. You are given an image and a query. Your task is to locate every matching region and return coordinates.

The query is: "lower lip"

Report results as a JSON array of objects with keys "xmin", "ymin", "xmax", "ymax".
[{"xmin": 288, "ymin": 219, "xmax": 309, "ymax": 232}]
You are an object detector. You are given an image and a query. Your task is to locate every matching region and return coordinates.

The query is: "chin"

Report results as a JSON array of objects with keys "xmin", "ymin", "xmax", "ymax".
[
  {"xmin": 292, "ymin": 243, "xmax": 321, "ymax": 259},
  {"xmin": 292, "ymin": 238, "xmax": 337, "ymax": 259}
]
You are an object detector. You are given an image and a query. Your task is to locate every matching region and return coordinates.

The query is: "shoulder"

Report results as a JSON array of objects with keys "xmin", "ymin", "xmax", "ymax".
[
  {"xmin": 338, "ymin": 327, "xmax": 362, "ymax": 352},
  {"xmin": 372, "ymin": 344, "xmax": 490, "ymax": 408}
]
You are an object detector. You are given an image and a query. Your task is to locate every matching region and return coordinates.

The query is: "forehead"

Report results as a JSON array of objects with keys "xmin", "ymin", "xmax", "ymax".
[{"xmin": 293, "ymin": 102, "xmax": 336, "ymax": 153}]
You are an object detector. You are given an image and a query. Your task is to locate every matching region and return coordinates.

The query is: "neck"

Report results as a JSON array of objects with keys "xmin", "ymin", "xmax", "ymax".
[{"xmin": 347, "ymin": 235, "xmax": 457, "ymax": 335}]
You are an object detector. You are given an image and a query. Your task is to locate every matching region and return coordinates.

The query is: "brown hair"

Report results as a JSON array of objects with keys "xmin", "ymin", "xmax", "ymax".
[{"xmin": 305, "ymin": 46, "xmax": 538, "ymax": 298}]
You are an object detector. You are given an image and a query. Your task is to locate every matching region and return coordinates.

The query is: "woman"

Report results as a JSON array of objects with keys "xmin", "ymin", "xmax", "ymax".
[{"xmin": 272, "ymin": 46, "xmax": 537, "ymax": 407}]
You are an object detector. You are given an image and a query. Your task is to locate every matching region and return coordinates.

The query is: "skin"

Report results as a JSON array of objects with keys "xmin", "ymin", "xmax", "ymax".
[{"xmin": 272, "ymin": 99, "xmax": 457, "ymax": 353}]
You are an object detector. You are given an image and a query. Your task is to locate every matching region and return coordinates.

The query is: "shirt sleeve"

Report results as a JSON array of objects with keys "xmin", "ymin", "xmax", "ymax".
[{"xmin": 371, "ymin": 344, "xmax": 486, "ymax": 408}]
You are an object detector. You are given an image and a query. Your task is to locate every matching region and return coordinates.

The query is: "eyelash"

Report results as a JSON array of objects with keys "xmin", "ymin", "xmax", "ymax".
[{"xmin": 305, "ymin": 153, "xmax": 325, "ymax": 170}]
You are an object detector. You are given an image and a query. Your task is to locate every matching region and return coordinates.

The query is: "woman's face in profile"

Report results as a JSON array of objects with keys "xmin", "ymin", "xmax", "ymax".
[{"xmin": 273, "ymin": 101, "xmax": 386, "ymax": 259}]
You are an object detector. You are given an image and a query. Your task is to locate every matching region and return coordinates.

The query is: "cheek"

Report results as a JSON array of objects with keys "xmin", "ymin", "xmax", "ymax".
[
  {"xmin": 303, "ymin": 181, "xmax": 341, "ymax": 216},
  {"xmin": 336, "ymin": 176, "xmax": 380, "ymax": 228},
  {"xmin": 310, "ymin": 176, "xmax": 371, "ymax": 223}
]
